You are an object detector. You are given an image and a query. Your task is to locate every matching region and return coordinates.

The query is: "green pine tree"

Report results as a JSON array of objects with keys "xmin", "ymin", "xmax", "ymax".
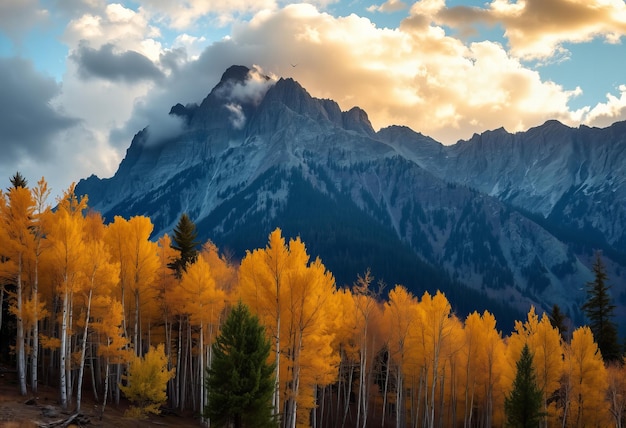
[
  {"xmin": 581, "ymin": 252, "xmax": 622, "ymax": 362},
  {"xmin": 505, "ymin": 343, "xmax": 545, "ymax": 428},
  {"xmin": 205, "ymin": 302, "xmax": 276, "ymax": 428},
  {"xmin": 167, "ymin": 213, "xmax": 200, "ymax": 278}
]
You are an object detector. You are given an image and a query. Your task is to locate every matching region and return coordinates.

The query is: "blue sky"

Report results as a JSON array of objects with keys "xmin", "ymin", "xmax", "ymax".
[{"xmin": 1, "ymin": 0, "xmax": 626, "ymax": 198}]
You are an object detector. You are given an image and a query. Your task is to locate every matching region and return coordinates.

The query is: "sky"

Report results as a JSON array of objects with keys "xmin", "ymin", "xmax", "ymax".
[{"xmin": 1, "ymin": 0, "xmax": 626, "ymax": 199}]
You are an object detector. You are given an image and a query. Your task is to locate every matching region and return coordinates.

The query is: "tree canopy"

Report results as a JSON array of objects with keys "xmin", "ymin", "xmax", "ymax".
[
  {"xmin": 581, "ymin": 252, "xmax": 622, "ymax": 362},
  {"xmin": 505, "ymin": 343, "xmax": 545, "ymax": 428},
  {"xmin": 167, "ymin": 213, "xmax": 200, "ymax": 277},
  {"xmin": 205, "ymin": 301, "xmax": 275, "ymax": 428}
]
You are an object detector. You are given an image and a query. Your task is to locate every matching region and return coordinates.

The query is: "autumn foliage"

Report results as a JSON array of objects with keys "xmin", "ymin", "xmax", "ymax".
[{"xmin": 1, "ymin": 178, "xmax": 625, "ymax": 427}]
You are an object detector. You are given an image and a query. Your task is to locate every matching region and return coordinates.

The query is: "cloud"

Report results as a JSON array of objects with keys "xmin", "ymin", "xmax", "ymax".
[
  {"xmin": 70, "ymin": 41, "xmax": 165, "ymax": 83},
  {"xmin": 432, "ymin": 0, "xmax": 626, "ymax": 60},
  {"xmin": 0, "ymin": 57, "xmax": 78, "ymax": 167},
  {"xmin": 367, "ymin": 0, "xmax": 408, "ymax": 13},
  {"xmin": 73, "ymin": 1, "xmax": 620, "ymax": 155},
  {"xmin": 225, "ymin": 103, "xmax": 246, "ymax": 129},
  {"xmin": 161, "ymin": 3, "xmax": 581, "ymax": 143},
  {"xmin": 62, "ymin": 3, "xmax": 162, "ymax": 61},
  {"xmin": 584, "ymin": 85, "xmax": 626, "ymax": 129},
  {"xmin": 215, "ymin": 65, "xmax": 276, "ymax": 105},
  {"xmin": 0, "ymin": 0, "xmax": 48, "ymax": 43},
  {"xmin": 137, "ymin": 0, "xmax": 278, "ymax": 30}
]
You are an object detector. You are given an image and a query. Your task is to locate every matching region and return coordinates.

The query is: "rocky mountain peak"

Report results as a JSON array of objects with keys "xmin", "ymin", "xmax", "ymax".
[
  {"xmin": 219, "ymin": 64, "xmax": 251, "ymax": 83},
  {"xmin": 75, "ymin": 65, "xmax": 626, "ymax": 332}
]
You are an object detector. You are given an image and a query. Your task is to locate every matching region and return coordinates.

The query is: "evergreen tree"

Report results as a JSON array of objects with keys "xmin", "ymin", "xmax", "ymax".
[
  {"xmin": 167, "ymin": 213, "xmax": 200, "ymax": 278},
  {"xmin": 505, "ymin": 343, "xmax": 545, "ymax": 428},
  {"xmin": 205, "ymin": 302, "xmax": 275, "ymax": 428},
  {"xmin": 9, "ymin": 171, "xmax": 27, "ymax": 189},
  {"xmin": 581, "ymin": 252, "xmax": 622, "ymax": 362},
  {"xmin": 548, "ymin": 303, "xmax": 568, "ymax": 341}
]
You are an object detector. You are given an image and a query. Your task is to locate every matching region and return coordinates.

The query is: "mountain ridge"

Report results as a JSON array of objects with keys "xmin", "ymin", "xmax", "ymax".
[{"xmin": 76, "ymin": 65, "xmax": 626, "ymax": 331}]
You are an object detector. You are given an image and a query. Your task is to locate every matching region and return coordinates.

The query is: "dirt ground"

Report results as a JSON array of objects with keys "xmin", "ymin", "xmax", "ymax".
[{"xmin": 0, "ymin": 365, "xmax": 203, "ymax": 428}]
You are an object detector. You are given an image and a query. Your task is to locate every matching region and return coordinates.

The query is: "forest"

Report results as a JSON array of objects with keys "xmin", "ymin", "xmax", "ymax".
[{"xmin": 1, "ymin": 176, "xmax": 625, "ymax": 428}]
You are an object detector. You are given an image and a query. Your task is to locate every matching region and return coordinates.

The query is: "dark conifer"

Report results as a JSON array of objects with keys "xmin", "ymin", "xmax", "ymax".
[
  {"xmin": 9, "ymin": 171, "xmax": 27, "ymax": 189},
  {"xmin": 581, "ymin": 252, "xmax": 622, "ymax": 362},
  {"xmin": 167, "ymin": 213, "xmax": 200, "ymax": 278},
  {"xmin": 504, "ymin": 343, "xmax": 545, "ymax": 428},
  {"xmin": 548, "ymin": 304, "xmax": 568, "ymax": 341},
  {"xmin": 204, "ymin": 302, "xmax": 275, "ymax": 428}
]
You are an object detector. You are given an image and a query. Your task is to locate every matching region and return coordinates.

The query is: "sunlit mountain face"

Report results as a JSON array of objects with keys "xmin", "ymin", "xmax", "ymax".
[{"xmin": 77, "ymin": 65, "xmax": 626, "ymax": 333}]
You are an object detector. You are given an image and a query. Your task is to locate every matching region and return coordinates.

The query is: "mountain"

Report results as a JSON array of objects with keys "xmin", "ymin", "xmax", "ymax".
[{"xmin": 76, "ymin": 65, "xmax": 626, "ymax": 332}]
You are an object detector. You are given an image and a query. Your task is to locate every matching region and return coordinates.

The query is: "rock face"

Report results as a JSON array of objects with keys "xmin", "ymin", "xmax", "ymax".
[{"xmin": 76, "ymin": 65, "xmax": 626, "ymax": 331}]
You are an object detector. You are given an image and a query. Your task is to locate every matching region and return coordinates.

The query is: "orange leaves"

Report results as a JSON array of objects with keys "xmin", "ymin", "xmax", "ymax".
[
  {"xmin": 563, "ymin": 326, "xmax": 610, "ymax": 426},
  {"xmin": 238, "ymin": 228, "xmax": 339, "ymax": 426},
  {"xmin": 179, "ymin": 254, "xmax": 225, "ymax": 327}
]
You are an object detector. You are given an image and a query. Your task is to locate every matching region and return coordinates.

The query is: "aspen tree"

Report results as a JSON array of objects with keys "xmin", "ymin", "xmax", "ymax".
[
  {"xmin": 384, "ymin": 285, "xmax": 418, "ymax": 428},
  {"xmin": 239, "ymin": 228, "xmax": 338, "ymax": 428},
  {"xmin": 48, "ymin": 185, "xmax": 88, "ymax": 409},
  {"xmin": 0, "ymin": 185, "xmax": 35, "ymax": 395},
  {"xmin": 75, "ymin": 211, "xmax": 119, "ymax": 411},
  {"xmin": 28, "ymin": 178, "xmax": 51, "ymax": 393},
  {"xmin": 91, "ymin": 296, "xmax": 131, "ymax": 418},
  {"xmin": 238, "ymin": 228, "xmax": 289, "ymax": 422},
  {"xmin": 105, "ymin": 216, "xmax": 158, "ymax": 355},
  {"xmin": 155, "ymin": 234, "xmax": 179, "ymax": 404},
  {"xmin": 419, "ymin": 291, "xmax": 454, "ymax": 428},
  {"xmin": 562, "ymin": 326, "xmax": 609, "ymax": 427},
  {"xmin": 606, "ymin": 362, "xmax": 626, "ymax": 428},
  {"xmin": 180, "ymin": 253, "xmax": 226, "ymax": 416}
]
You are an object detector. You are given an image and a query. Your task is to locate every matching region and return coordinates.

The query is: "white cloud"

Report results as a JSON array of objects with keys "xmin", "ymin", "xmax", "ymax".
[
  {"xmin": 225, "ymin": 103, "xmax": 246, "ymax": 129},
  {"xmin": 367, "ymin": 0, "xmax": 408, "ymax": 13},
  {"xmin": 584, "ymin": 85, "xmax": 626, "ymax": 128},
  {"xmin": 5, "ymin": 0, "xmax": 626, "ymax": 197},
  {"xmin": 433, "ymin": 0, "xmax": 626, "ymax": 60}
]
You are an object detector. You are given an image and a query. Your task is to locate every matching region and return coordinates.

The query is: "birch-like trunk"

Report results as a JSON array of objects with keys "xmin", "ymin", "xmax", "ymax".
[
  {"xmin": 16, "ymin": 255, "xmax": 27, "ymax": 396},
  {"xmin": 76, "ymin": 287, "xmax": 94, "ymax": 411},
  {"xmin": 100, "ymin": 357, "xmax": 110, "ymax": 420},
  {"xmin": 134, "ymin": 289, "xmax": 140, "ymax": 356},
  {"xmin": 59, "ymin": 282, "xmax": 69, "ymax": 409},
  {"xmin": 381, "ymin": 349, "xmax": 390, "ymax": 428},
  {"xmin": 31, "ymin": 249, "xmax": 40, "ymax": 393}
]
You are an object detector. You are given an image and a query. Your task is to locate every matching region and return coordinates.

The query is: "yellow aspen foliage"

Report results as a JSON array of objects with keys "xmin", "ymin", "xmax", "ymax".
[
  {"xmin": 333, "ymin": 288, "xmax": 360, "ymax": 362},
  {"xmin": 563, "ymin": 326, "xmax": 610, "ymax": 427},
  {"xmin": 154, "ymin": 234, "xmax": 179, "ymax": 351},
  {"xmin": 0, "ymin": 185, "xmax": 35, "ymax": 395},
  {"xmin": 91, "ymin": 296, "xmax": 130, "ymax": 364},
  {"xmin": 505, "ymin": 306, "xmax": 563, "ymax": 425},
  {"xmin": 200, "ymin": 241, "xmax": 237, "ymax": 294},
  {"xmin": 105, "ymin": 215, "xmax": 159, "ymax": 354},
  {"xmin": 461, "ymin": 311, "xmax": 507, "ymax": 427},
  {"xmin": 120, "ymin": 343, "xmax": 175, "ymax": 417},
  {"xmin": 238, "ymin": 228, "xmax": 338, "ymax": 428},
  {"xmin": 606, "ymin": 362, "xmax": 626, "ymax": 427},
  {"xmin": 180, "ymin": 256, "xmax": 219, "ymax": 324},
  {"xmin": 47, "ymin": 185, "xmax": 88, "ymax": 408},
  {"xmin": 384, "ymin": 285, "xmax": 419, "ymax": 426}
]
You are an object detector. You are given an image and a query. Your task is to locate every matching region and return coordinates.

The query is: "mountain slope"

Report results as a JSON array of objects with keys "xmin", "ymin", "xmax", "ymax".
[{"xmin": 76, "ymin": 65, "xmax": 626, "ymax": 331}]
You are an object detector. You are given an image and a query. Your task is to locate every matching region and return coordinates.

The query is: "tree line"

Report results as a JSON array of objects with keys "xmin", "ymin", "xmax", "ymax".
[{"xmin": 1, "ymin": 173, "xmax": 624, "ymax": 427}]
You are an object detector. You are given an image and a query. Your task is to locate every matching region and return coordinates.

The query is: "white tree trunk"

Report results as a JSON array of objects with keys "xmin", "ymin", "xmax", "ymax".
[
  {"xmin": 76, "ymin": 287, "xmax": 94, "ymax": 411},
  {"xmin": 59, "ymin": 284, "xmax": 69, "ymax": 409},
  {"xmin": 16, "ymin": 255, "xmax": 27, "ymax": 396}
]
